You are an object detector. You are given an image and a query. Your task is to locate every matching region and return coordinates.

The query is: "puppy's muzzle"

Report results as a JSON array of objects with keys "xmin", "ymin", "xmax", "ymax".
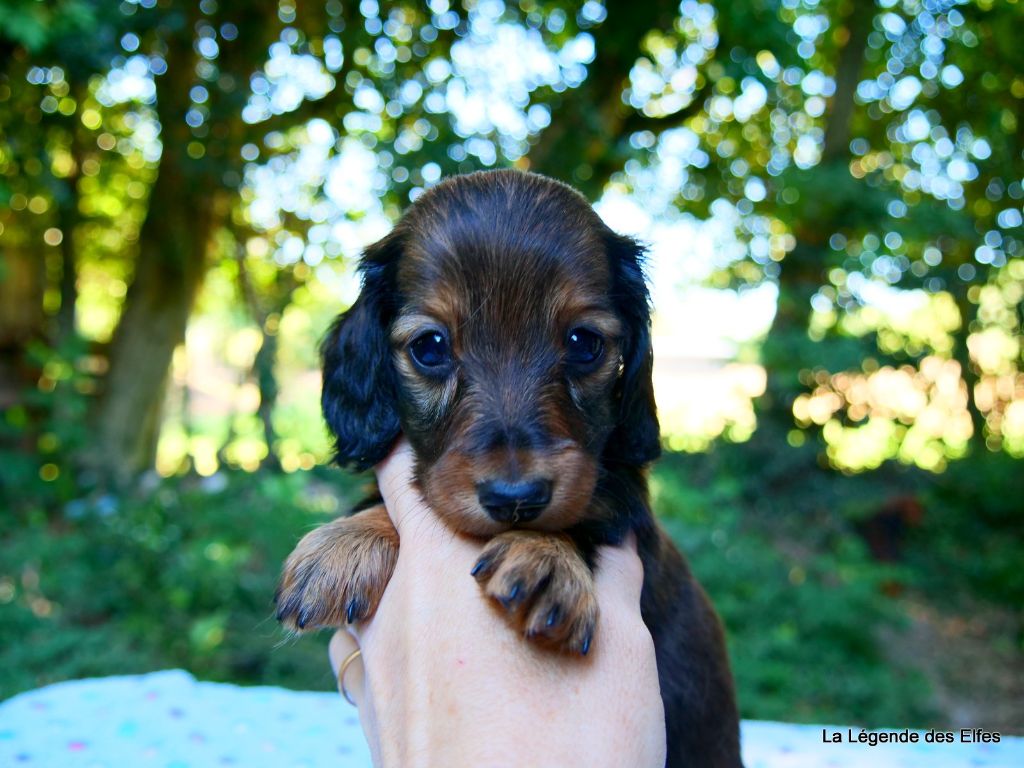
[{"xmin": 476, "ymin": 479, "xmax": 552, "ymax": 524}]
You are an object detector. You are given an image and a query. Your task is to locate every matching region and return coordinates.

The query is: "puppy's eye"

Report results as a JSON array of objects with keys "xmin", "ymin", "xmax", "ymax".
[
  {"xmin": 409, "ymin": 331, "xmax": 451, "ymax": 370},
  {"xmin": 565, "ymin": 327, "xmax": 605, "ymax": 367}
]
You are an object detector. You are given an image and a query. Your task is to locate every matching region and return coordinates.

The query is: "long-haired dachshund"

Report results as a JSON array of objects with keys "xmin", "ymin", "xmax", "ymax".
[{"xmin": 276, "ymin": 169, "xmax": 743, "ymax": 767}]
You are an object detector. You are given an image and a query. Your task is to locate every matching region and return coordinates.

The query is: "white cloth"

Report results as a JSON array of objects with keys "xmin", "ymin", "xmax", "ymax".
[{"xmin": 1, "ymin": 670, "xmax": 1020, "ymax": 767}]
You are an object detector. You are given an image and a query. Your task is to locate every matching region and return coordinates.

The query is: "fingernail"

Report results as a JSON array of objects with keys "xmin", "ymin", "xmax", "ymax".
[
  {"xmin": 470, "ymin": 558, "xmax": 489, "ymax": 577},
  {"xmin": 545, "ymin": 608, "xmax": 560, "ymax": 627},
  {"xmin": 581, "ymin": 633, "xmax": 592, "ymax": 656},
  {"xmin": 297, "ymin": 609, "xmax": 310, "ymax": 629}
]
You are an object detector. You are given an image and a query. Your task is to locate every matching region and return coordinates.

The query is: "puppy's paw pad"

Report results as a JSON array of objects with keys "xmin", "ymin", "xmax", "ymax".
[
  {"xmin": 472, "ymin": 531, "xmax": 598, "ymax": 655},
  {"xmin": 276, "ymin": 507, "xmax": 397, "ymax": 632}
]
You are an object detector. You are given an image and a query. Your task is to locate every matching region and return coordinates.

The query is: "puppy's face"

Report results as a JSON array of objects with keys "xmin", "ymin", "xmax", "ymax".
[
  {"xmin": 321, "ymin": 170, "xmax": 660, "ymax": 536},
  {"xmin": 390, "ymin": 214, "xmax": 623, "ymax": 535}
]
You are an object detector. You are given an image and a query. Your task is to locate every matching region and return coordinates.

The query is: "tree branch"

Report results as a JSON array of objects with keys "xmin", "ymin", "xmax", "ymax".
[
  {"xmin": 524, "ymin": 0, "xmax": 679, "ymax": 198},
  {"xmin": 822, "ymin": 0, "xmax": 874, "ymax": 163}
]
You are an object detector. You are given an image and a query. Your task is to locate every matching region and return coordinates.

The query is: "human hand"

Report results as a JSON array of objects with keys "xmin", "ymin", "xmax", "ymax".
[{"xmin": 328, "ymin": 439, "xmax": 666, "ymax": 767}]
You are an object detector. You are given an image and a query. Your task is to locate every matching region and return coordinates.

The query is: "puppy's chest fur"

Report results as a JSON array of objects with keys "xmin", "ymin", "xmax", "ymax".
[{"xmin": 276, "ymin": 170, "xmax": 743, "ymax": 768}]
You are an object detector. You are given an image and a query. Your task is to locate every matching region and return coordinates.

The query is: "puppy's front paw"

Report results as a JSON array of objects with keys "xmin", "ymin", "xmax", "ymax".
[
  {"xmin": 471, "ymin": 531, "xmax": 598, "ymax": 655},
  {"xmin": 276, "ymin": 504, "xmax": 398, "ymax": 632}
]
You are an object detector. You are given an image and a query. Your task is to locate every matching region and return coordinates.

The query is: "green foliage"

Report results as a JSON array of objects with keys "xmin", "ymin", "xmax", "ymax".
[
  {"xmin": 652, "ymin": 456, "xmax": 935, "ymax": 727},
  {"xmin": 0, "ymin": 0, "xmax": 98, "ymax": 53},
  {"xmin": 0, "ymin": 458, "xmax": 948, "ymax": 728},
  {"xmin": 0, "ymin": 335, "xmax": 94, "ymax": 513},
  {"xmin": 913, "ymin": 452, "xmax": 1024, "ymax": 610},
  {"xmin": 0, "ymin": 0, "xmax": 1020, "ymax": 732},
  {"xmin": 0, "ymin": 469, "xmax": 363, "ymax": 700}
]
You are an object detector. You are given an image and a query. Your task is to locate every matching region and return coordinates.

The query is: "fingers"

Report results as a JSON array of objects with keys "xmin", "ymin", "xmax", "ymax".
[
  {"xmin": 328, "ymin": 631, "xmax": 364, "ymax": 707},
  {"xmin": 329, "ymin": 631, "xmax": 382, "ymax": 763},
  {"xmin": 374, "ymin": 438, "xmax": 415, "ymax": 496},
  {"xmin": 374, "ymin": 439, "xmax": 433, "ymax": 535}
]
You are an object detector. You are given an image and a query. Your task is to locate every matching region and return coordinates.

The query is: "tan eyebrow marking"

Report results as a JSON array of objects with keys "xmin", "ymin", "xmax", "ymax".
[
  {"xmin": 390, "ymin": 312, "xmax": 445, "ymax": 345},
  {"xmin": 567, "ymin": 311, "xmax": 623, "ymax": 340}
]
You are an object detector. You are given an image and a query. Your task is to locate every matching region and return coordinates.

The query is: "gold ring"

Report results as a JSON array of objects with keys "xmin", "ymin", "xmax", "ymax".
[{"xmin": 336, "ymin": 647, "xmax": 362, "ymax": 706}]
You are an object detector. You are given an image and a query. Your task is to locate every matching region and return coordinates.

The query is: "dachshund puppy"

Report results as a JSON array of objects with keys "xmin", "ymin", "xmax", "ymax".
[{"xmin": 276, "ymin": 169, "xmax": 742, "ymax": 768}]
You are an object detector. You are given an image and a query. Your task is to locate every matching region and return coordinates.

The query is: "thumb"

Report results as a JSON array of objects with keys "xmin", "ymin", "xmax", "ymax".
[{"xmin": 373, "ymin": 439, "xmax": 432, "ymax": 536}]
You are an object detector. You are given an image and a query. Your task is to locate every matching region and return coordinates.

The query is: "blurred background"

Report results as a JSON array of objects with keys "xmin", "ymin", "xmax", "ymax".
[{"xmin": 0, "ymin": 0, "xmax": 1021, "ymax": 732}]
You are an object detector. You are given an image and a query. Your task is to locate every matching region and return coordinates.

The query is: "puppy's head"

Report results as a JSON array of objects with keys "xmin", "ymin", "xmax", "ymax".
[{"xmin": 322, "ymin": 170, "xmax": 659, "ymax": 535}]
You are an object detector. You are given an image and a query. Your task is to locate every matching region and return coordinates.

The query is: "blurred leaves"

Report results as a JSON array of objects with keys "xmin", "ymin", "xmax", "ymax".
[
  {"xmin": 0, "ymin": 469, "xmax": 354, "ymax": 699},
  {"xmin": 655, "ymin": 457, "xmax": 935, "ymax": 726},
  {"xmin": 0, "ymin": 0, "xmax": 1021, "ymax": 729},
  {"xmin": 0, "ymin": 0, "xmax": 99, "ymax": 53}
]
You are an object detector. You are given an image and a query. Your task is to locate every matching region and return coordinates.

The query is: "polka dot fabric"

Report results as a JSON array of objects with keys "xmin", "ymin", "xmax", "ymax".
[
  {"xmin": 1, "ymin": 670, "xmax": 1020, "ymax": 767},
  {"xmin": 0, "ymin": 670, "xmax": 370, "ymax": 767}
]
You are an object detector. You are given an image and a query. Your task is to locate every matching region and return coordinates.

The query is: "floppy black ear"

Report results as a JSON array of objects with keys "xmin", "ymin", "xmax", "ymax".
[
  {"xmin": 320, "ymin": 235, "xmax": 402, "ymax": 471},
  {"xmin": 604, "ymin": 231, "xmax": 661, "ymax": 467}
]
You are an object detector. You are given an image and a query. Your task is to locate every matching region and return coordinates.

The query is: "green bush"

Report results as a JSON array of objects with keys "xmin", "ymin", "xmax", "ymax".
[
  {"xmin": 913, "ymin": 452, "xmax": 1024, "ymax": 611},
  {"xmin": 651, "ymin": 456, "xmax": 935, "ymax": 727},
  {"xmin": 0, "ymin": 469, "xmax": 362, "ymax": 699},
  {"xmin": 1, "ymin": 449, "xmax": 990, "ymax": 730},
  {"xmin": 0, "ymin": 336, "xmax": 95, "ymax": 514}
]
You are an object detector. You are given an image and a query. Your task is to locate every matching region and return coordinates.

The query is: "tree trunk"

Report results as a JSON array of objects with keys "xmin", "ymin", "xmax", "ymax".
[
  {"xmin": 820, "ymin": 0, "xmax": 874, "ymax": 165},
  {"xmin": 89, "ymin": 166, "xmax": 213, "ymax": 482},
  {"xmin": 253, "ymin": 327, "xmax": 280, "ymax": 470},
  {"xmin": 87, "ymin": 23, "xmax": 216, "ymax": 484},
  {"xmin": 56, "ymin": 217, "xmax": 77, "ymax": 342},
  {"xmin": 951, "ymin": 290, "xmax": 987, "ymax": 446},
  {"xmin": 0, "ymin": 248, "xmax": 46, "ymax": 411},
  {"xmin": 757, "ymin": 0, "xmax": 874, "ymax": 431},
  {"xmin": 235, "ymin": 253, "xmax": 294, "ymax": 470},
  {"xmin": 525, "ymin": 0, "xmax": 680, "ymax": 199},
  {"xmin": 0, "ymin": 249, "xmax": 45, "ymax": 352},
  {"xmin": 759, "ymin": 242, "xmax": 826, "ymax": 421},
  {"xmin": 55, "ymin": 136, "xmax": 82, "ymax": 344}
]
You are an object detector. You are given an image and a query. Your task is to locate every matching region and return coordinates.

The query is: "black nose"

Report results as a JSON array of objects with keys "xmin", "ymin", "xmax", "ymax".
[{"xmin": 476, "ymin": 479, "xmax": 552, "ymax": 524}]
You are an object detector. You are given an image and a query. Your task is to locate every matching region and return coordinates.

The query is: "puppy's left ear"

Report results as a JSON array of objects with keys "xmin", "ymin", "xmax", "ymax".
[
  {"xmin": 605, "ymin": 231, "xmax": 661, "ymax": 466},
  {"xmin": 320, "ymin": 234, "xmax": 403, "ymax": 471}
]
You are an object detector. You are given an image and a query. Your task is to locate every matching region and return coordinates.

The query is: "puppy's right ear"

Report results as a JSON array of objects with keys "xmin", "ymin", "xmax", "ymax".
[
  {"xmin": 604, "ymin": 231, "xmax": 661, "ymax": 467},
  {"xmin": 320, "ymin": 234, "xmax": 402, "ymax": 471}
]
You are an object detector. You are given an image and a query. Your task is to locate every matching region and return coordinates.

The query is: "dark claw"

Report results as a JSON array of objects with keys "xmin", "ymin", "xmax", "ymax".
[
  {"xmin": 499, "ymin": 582, "xmax": 522, "ymax": 609},
  {"xmin": 545, "ymin": 607, "xmax": 560, "ymax": 628},
  {"xmin": 346, "ymin": 597, "xmax": 361, "ymax": 624},
  {"xmin": 580, "ymin": 632, "xmax": 592, "ymax": 656},
  {"xmin": 297, "ymin": 608, "xmax": 311, "ymax": 629},
  {"xmin": 470, "ymin": 557, "xmax": 491, "ymax": 577}
]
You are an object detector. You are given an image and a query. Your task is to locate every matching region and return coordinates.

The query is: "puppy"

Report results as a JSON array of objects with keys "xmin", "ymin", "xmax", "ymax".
[{"xmin": 277, "ymin": 169, "xmax": 743, "ymax": 768}]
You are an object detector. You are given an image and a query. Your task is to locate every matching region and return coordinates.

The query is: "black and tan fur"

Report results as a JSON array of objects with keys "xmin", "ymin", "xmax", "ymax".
[{"xmin": 276, "ymin": 169, "xmax": 743, "ymax": 768}]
